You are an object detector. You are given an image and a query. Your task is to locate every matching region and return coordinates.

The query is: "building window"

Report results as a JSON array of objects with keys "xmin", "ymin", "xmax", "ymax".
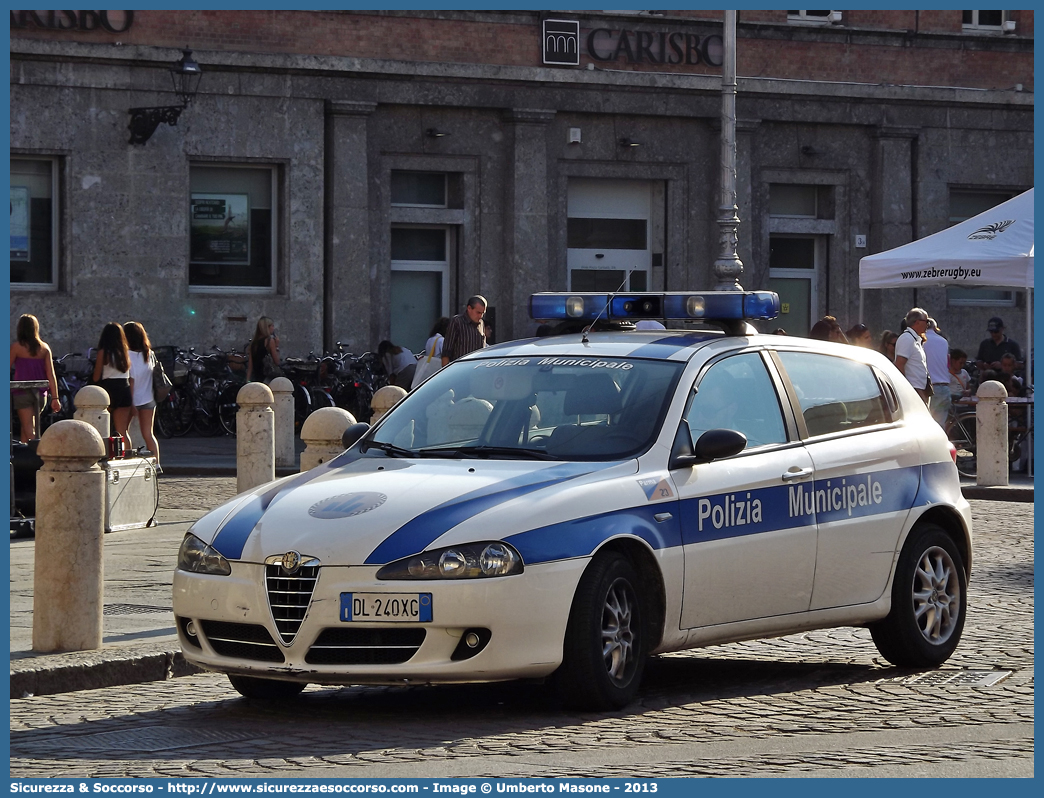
[
  {"xmin": 391, "ymin": 171, "xmax": 447, "ymax": 208},
  {"xmin": 10, "ymin": 157, "xmax": 58, "ymax": 288},
  {"xmin": 962, "ymin": 10, "xmax": 1006, "ymax": 30},
  {"xmin": 947, "ymin": 190, "xmax": 1016, "ymax": 307},
  {"xmin": 189, "ymin": 164, "xmax": 277, "ymax": 290},
  {"xmin": 787, "ymin": 10, "xmax": 835, "ymax": 24},
  {"xmin": 769, "ymin": 184, "xmax": 817, "ymax": 217},
  {"xmin": 390, "ymin": 226, "xmax": 451, "ymax": 354}
]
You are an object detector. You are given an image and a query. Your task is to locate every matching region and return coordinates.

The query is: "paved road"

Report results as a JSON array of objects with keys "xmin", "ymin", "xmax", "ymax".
[{"xmin": 10, "ymin": 500, "xmax": 1033, "ymax": 778}]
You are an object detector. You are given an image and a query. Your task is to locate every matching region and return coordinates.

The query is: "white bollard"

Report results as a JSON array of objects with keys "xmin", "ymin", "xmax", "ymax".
[
  {"xmin": 976, "ymin": 380, "xmax": 1008, "ymax": 487},
  {"xmin": 269, "ymin": 376, "xmax": 295, "ymax": 468},
  {"xmin": 371, "ymin": 385, "xmax": 407, "ymax": 424},
  {"xmin": 73, "ymin": 385, "xmax": 111, "ymax": 441},
  {"xmin": 33, "ymin": 420, "xmax": 107, "ymax": 652},
  {"xmin": 300, "ymin": 407, "xmax": 356, "ymax": 471},
  {"xmin": 237, "ymin": 382, "xmax": 275, "ymax": 494}
]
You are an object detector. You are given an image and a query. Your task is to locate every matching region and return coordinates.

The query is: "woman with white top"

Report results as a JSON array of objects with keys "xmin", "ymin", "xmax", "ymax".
[
  {"xmin": 124, "ymin": 321, "xmax": 160, "ymax": 466},
  {"xmin": 377, "ymin": 339, "xmax": 417, "ymax": 388}
]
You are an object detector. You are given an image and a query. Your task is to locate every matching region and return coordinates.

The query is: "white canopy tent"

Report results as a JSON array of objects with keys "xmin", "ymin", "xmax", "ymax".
[{"xmin": 859, "ymin": 188, "xmax": 1034, "ymax": 386}]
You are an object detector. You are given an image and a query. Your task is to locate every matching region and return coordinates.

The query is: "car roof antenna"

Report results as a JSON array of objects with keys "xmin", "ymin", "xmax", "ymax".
[{"xmin": 582, "ymin": 267, "xmax": 635, "ymax": 344}]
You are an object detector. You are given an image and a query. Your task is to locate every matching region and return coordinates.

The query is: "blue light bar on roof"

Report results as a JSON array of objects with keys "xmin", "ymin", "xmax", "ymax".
[{"xmin": 529, "ymin": 291, "xmax": 780, "ymax": 322}]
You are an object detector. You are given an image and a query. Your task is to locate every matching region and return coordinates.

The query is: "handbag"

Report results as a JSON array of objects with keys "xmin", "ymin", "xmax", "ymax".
[
  {"xmin": 151, "ymin": 354, "xmax": 173, "ymax": 403},
  {"xmin": 410, "ymin": 336, "xmax": 443, "ymax": 390},
  {"xmin": 261, "ymin": 336, "xmax": 284, "ymax": 379}
]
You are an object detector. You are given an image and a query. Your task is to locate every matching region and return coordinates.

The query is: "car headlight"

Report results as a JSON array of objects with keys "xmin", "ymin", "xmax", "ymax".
[
  {"xmin": 376, "ymin": 541, "xmax": 523, "ymax": 580},
  {"xmin": 177, "ymin": 533, "xmax": 232, "ymax": 576}
]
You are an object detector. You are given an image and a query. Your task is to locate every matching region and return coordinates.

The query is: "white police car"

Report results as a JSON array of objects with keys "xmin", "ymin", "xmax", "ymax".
[{"xmin": 173, "ymin": 291, "xmax": 972, "ymax": 710}]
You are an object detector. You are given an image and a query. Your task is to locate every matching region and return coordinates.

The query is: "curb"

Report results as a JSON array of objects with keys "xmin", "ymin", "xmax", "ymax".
[
  {"xmin": 961, "ymin": 486, "xmax": 1034, "ymax": 503},
  {"xmin": 160, "ymin": 466, "xmax": 299, "ymax": 478},
  {"xmin": 11, "ymin": 647, "xmax": 202, "ymax": 699}
]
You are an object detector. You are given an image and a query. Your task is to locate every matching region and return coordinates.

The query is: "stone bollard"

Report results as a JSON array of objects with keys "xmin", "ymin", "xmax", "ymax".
[
  {"xmin": 976, "ymin": 380, "xmax": 1008, "ymax": 487},
  {"xmin": 371, "ymin": 385, "xmax": 407, "ymax": 424},
  {"xmin": 33, "ymin": 420, "xmax": 107, "ymax": 652},
  {"xmin": 269, "ymin": 377, "xmax": 295, "ymax": 468},
  {"xmin": 300, "ymin": 407, "xmax": 356, "ymax": 471},
  {"xmin": 237, "ymin": 382, "xmax": 275, "ymax": 494},
  {"xmin": 73, "ymin": 385, "xmax": 111, "ymax": 441}
]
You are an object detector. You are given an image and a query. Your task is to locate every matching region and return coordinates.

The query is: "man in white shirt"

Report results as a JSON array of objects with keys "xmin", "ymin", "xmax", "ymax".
[
  {"xmin": 924, "ymin": 318, "xmax": 950, "ymax": 426},
  {"xmin": 894, "ymin": 307, "xmax": 930, "ymax": 406}
]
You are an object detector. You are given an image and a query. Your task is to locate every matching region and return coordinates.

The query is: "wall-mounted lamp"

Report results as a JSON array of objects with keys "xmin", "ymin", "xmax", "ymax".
[
  {"xmin": 619, "ymin": 137, "xmax": 641, "ymax": 148},
  {"xmin": 426, "ymin": 128, "xmax": 449, "ymax": 138},
  {"xmin": 128, "ymin": 47, "xmax": 202, "ymax": 145}
]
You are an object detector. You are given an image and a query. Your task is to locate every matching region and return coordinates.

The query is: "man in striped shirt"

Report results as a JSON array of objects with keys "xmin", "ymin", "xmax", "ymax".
[{"xmin": 441, "ymin": 295, "xmax": 488, "ymax": 366}]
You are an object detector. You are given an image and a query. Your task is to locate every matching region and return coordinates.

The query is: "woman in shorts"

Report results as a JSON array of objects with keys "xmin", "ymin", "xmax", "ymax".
[
  {"xmin": 9, "ymin": 313, "xmax": 61, "ymax": 442},
  {"xmin": 124, "ymin": 321, "xmax": 160, "ymax": 466},
  {"xmin": 92, "ymin": 322, "xmax": 133, "ymax": 444}
]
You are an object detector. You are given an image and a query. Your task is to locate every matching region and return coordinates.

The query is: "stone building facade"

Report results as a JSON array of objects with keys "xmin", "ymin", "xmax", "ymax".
[{"xmin": 9, "ymin": 9, "xmax": 1034, "ymax": 360}]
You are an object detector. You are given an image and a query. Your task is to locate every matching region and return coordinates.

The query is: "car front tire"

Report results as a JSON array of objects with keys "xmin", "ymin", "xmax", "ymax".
[
  {"xmin": 870, "ymin": 524, "xmax": 968, "ymax": 668},
  {"xmin": 228, "ymin": 674, "xmax": 306, "ymax": 700},
  {"xmin": 555, "ymin": 551, "xmax": 647, "ymax": 711}
]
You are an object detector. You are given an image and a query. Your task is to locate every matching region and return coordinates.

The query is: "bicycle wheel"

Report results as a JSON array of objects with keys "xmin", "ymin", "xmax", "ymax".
[
  {"xmin": 217, "ymin": 383, "xmax": 240, "ymax": 436},
  {"xmin": 948, "ymin": 412, "xmax": 977, "ymax": 478},
  {"xmin": 294, "ymin": 383, "xmax": 311, "ymax": 433},
  {"xmin": 309, "ymin": 386, "xmax": 336, "ymax": 411},
  {"xmin": 193, "ymin": 379, "xmax": 223, "ymax": 436},
  {"xmin": 156, "ymin": 387, "xmax": 193, "ymax": 438}
]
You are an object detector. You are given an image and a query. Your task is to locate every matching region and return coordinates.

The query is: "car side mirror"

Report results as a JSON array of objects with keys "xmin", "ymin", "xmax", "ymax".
[
  {"xmin": 671, "ymin": 427, "xmax": 747, "ymax": 469},
  {"xmin": 341, "ymin": 422, "xmax": 371, "ymax": 450}
]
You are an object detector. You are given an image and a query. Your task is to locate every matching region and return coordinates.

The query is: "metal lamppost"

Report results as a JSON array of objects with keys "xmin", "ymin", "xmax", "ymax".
[
  {"xmin": 712, "ymin": 11, "xmax": 744, "ymax": 290},
  {"xmin": 128, "ymin": 48, "xmax": 202, "ymax": 145}
]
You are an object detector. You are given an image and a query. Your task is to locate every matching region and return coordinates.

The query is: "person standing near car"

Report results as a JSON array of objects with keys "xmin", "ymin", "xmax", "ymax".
[
  {"xmin": 441, "ymin": 295, "xmax": 488, "ymax": 366},
  {"xmin": 924, "ymin": 318, "xmax": 951, "ymax": 426},
  {"xmin": 894, "ymin": 308, "xmax": 930, "ymax": 405},
  {"xmin": 9, "ymin": 313, "xmax": 61, "ymax": 443},
  {"xmin": 124, "ymin": 321, "xmax": 160, "ymax": 467}
]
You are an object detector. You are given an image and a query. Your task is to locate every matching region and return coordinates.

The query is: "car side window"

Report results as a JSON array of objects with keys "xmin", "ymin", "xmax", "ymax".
[
  {"xmin": 685, "ymin": 353, "xmax": 787, "ymax": 450},
  {"xmin": 777, "ymin": 351, "xmax": 890, "ymax": 437}
]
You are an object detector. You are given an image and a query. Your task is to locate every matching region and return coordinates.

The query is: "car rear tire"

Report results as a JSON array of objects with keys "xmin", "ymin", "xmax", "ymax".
[
  {"xmin": 555, "ymin": 551, "xmax": 647, "ymax": 711},
  {"xmin": 870, "ymin": 524, "xmax": 967, "ymax": 668},
  {"xmin": 227, "ymin": 674, "xmax": 306, "ymax": 700}
]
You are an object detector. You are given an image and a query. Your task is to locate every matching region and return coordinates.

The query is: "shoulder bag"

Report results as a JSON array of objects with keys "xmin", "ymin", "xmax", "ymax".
[{"xmin": 151, "ymin": 352, "xmax": 173, "ymax": 403}]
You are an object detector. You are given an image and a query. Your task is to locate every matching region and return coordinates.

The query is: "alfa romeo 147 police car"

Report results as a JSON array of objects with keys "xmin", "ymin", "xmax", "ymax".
[{"xmin": 173, "ymin": 290, "xmax": 972, "ymax": 710}]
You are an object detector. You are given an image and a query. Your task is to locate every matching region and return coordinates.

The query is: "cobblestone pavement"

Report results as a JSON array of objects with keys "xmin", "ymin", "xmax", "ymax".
[{"xmin": 10, "ymin": 500, "xmax": 1033, "ymax": 778}]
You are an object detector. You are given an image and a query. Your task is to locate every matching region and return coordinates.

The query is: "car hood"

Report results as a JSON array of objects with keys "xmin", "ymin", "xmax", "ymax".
[{"xmin": 195, "ymin": 455, "xmax": 638, "ymax": 566}]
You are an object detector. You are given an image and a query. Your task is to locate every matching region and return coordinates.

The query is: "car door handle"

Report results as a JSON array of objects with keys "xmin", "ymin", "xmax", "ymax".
[
  {"xmin": 654, "ymin": 512, "xmax": 673, "ymax": 523},
  {"xmin": 781, "ymin": 467, "xmax": 814, "ymax": 482}
]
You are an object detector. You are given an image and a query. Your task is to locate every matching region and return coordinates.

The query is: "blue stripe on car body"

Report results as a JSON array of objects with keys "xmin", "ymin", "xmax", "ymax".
[
  {"xmin": 364, "ymin": 461, "xmax": 614, "ymax": 564},
  {"xmin": 510, "ymin": 464, "xmax": 925, "ymax": 564},
  {"xmin": 212, "ymin": 461, "xmax": 340, "ymax": 559}
]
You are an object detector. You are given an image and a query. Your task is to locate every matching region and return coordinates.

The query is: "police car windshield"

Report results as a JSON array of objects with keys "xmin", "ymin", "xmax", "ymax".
[{"xmin": 369, "ymin": 355, "xmax": 685, "ymax": 460}]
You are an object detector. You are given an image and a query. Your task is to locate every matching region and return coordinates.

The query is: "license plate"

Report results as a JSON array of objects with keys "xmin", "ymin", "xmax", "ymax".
[{"xmin": 341, "ymin": 592, "xmax": 432, "ymax": 623}]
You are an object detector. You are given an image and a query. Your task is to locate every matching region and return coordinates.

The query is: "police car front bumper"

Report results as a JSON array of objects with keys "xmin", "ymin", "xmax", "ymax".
[{"xmin": 173, "ymin": 557, "xmax": 587, "ymax": 684}]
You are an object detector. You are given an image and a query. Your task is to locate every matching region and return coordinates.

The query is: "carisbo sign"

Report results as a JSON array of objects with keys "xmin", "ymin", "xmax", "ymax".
[
  {"xmin": 588, "ymin": 28, "xmax": 723, "ymax": 67},
  {"xmin": 541, "ymin": 19, "xmax": 723, "ymax": 68},
  {"xmin": 10, "ymin": 10, "xmax": 134, "ymax": 33}
]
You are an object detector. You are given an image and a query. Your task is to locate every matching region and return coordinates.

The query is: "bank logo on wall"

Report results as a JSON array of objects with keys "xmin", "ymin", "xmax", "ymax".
[{"xmin": 543, "ymin": 19, "xmax": 580, "ymax": 66}]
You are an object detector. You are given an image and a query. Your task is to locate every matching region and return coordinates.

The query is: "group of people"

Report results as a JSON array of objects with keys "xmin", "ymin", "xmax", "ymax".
[
  {"xmin": 10, "ymin": 314, "xmax": 163, "ymax": 467},
  {"xmin": 377, "ymin": 294, "xmax": 491, "ymax": 391},
  {"xmin": 873, "ymin": 311, "xmax": 1025, "ymax": 428},
  {"xmin": 805, "ymin": 311, "xmax": 1027, "ymax": 429}
]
